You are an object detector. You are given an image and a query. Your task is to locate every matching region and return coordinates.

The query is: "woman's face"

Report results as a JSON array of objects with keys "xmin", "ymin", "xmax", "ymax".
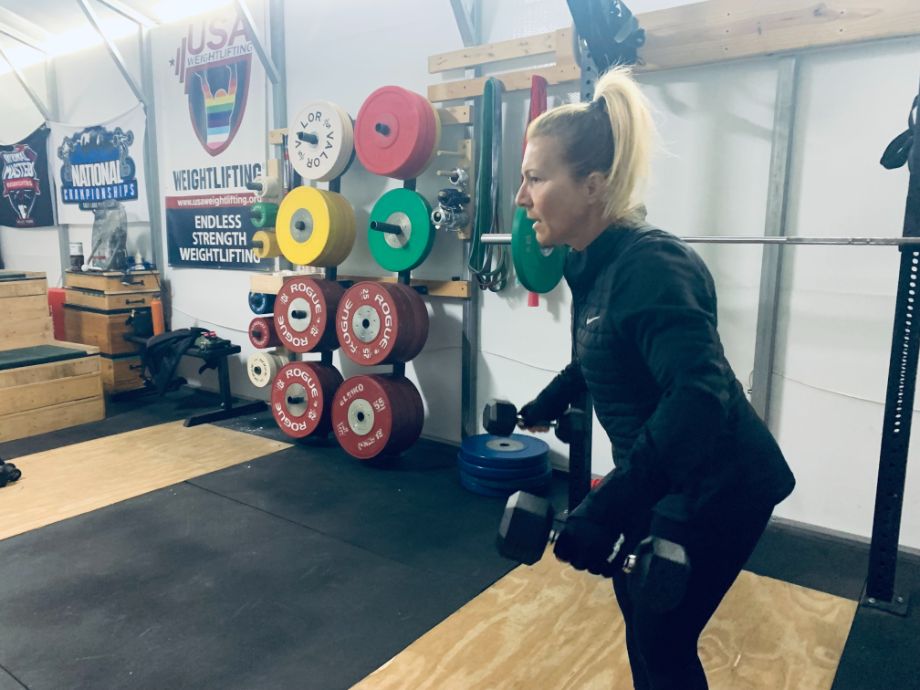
[{"xmin": 515, "ymin": 136, "xmax": 596, "ymax": 249}]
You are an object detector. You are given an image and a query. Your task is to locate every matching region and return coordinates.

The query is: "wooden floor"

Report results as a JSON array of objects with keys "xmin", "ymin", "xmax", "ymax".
[
  {"xmin": 355, "ymin": 548, "xmax": 857, "ymax": 690},
  {"xmin": 0, "ymin": 421, "xmax": 289, "ymax": 541}
]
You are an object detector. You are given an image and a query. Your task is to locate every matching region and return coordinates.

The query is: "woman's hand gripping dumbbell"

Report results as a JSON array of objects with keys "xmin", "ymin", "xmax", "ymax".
[
  {"xmin": 481, "ymin": 399, "xmax": 581, "ymax": 443},
  {"xmin": 496, "ymin": 490, "xmax": 691, "ymax": 612}
]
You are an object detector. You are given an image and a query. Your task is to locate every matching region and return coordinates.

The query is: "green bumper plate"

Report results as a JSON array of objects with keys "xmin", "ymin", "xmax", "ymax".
[
  {"xmin": 251, "ymin": 202, "xmax": 279, "ymax": 229},
  {"xmin": 368, "ymin": 188, "xmax": 435, "ymax": 272},
  {"xmin": 511, "ymin": 207, "xmax": 567, "ymax": 293}
]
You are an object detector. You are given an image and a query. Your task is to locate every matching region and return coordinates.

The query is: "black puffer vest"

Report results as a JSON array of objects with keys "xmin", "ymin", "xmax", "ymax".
[{"xmin": 565, "ymin": 225, "xmax": 794, "ymax": 528}]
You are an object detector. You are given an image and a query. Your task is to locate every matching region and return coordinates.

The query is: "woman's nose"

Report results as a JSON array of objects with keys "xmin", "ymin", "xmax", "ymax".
[{"xmin": 515, "ymin": 183, "xmax": 529, "ymax": 208}]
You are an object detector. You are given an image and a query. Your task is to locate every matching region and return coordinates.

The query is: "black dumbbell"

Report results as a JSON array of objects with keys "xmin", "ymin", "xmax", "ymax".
[
  {"xmin": 482, "ymin": 399, "xmax": 581, "ymax": 443},
  {"xmin": 496, "ymin": 490, "xmax": 564, "ymax": 565},
  {"xmin": 496, "ymin": 490, "xmax": 691, "ymax": 612},
  {"xmin": 622, "ymin": 534, "xmax": 691, "ymax": 612},
  {"xmin": 0, "ymin": 459, "xmax": 22, "ymax": 488},
  {"xmin": 437, "ymin": 188, "xmax": 470, "ymax": 209}
]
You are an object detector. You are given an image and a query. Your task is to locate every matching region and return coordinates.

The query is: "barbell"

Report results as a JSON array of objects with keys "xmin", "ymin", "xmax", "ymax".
[
  {"xmin": 480, "ymin": 233, "xmax": 920, "ymax": 247},
  {"xmin": 480, "ymin": 229, "xmax": 920, "ymax": 295}
]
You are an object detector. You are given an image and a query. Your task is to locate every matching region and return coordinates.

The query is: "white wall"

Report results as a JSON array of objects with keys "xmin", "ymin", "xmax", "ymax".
[
  {"xmin": 772, "ymin": 38, "xmax": 920, "ymax": 541},
  {"xmin": 0, "ymin": 51, "xmax": 60, "ymax": 281},
  {"xmin": 0, "ymin": 32, "xmax": 150, "ymax": 287}
]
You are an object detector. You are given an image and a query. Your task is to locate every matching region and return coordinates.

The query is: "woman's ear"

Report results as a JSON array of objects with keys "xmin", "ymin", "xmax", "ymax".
[{"xmin": 584, "ymin": 171, "xmax": 607, "ymax": 206}]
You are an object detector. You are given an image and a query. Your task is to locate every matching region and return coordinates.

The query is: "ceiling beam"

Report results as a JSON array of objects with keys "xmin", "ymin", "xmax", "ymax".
[
  {"xmin": 0, "ymin": 7, "xmax": 50, "ymax": 52},
  {"xmin": 0, "ymin": 39, "xmax": 51, "ymax": 119},
  {"xmin": 97, "ymin": 0, "xmax": 157, "ymax": 28},
  {"xmin": 449, "ymin": 0, "xmax": 479, "ymax": 47},
  {"xmin": 77, "ymin": 0, "xmax": 145, "ymax": 104},
  {"xmin": 234, "ymin": 0, "xmax": 280, "ymax": 84}
]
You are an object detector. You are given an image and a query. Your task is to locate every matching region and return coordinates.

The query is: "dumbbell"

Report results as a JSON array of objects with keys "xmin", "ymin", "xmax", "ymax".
[
  {"xmin": 496, "ymin": 490, "xmax": 564, "ymax": 565},
  {"xmin": 497, "ymin": 490, "xmax": 691, "ymax": 612},
  {"xmin": 0, "ymin": 459, "xmax": 22, "ymax": 488},
  {"xmin": 482, "ymin": 399, "xmax": 581, "ymax": 443}
]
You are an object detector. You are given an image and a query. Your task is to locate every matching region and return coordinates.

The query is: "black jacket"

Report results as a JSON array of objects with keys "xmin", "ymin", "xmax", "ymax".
[{"xmin": 534, "ymin": 225, "xmax": 795, "ymax": 538}]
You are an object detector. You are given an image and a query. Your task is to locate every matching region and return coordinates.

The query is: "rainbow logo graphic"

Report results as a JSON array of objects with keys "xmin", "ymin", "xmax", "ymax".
[
  {"xmin": 197, "ymin": 67, "xmax": 239, "ymax": 152},
  {"xmin": 172, "ymin": 12, "xmax": 253, "ymax": 157}
]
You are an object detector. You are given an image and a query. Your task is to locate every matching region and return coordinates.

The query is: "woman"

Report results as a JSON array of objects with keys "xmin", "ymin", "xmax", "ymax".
[{"xmin": 513, "ymin": 67, "xmax": 795, "ymax": 690}]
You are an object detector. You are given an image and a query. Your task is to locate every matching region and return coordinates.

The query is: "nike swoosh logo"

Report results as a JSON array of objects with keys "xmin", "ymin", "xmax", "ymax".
[{"xmin": 586, "ymin": 315, "xmax": 601, "ymax": 325}]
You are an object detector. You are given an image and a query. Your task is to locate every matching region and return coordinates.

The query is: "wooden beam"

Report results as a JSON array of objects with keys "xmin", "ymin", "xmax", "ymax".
[
  {"xmin": 338, "ymin": 275, "xmax": 471, "ymax": 299},
  {"xmin": 427, "ymin": 1, "xmax": 920, "ymax": 99},
  {"xmin": 553, "ymin": 26, "xmax": 578, "ymax": 66},
  {"xmin": 430, "ymin": 28, "xmax": 572, "ymax": 73},
  {"xmin": 429, "ymin": 63, "xmax": 580, "ymax": 103},
  {"xmin": 439, "ymin": 105, "xmax": 473, "ymax": 126},
  {"xmin": 251, "ymin": 273, "xmax": 471, "ymax": 300},
  {"xmin": 637, "ymin": 0, "xmax": 920, "ymax": 72}
]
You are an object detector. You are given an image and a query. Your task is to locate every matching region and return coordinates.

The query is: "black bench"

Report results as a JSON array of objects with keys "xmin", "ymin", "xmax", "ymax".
[{"xmin": 121, "ymin": 334, "xmax": 266, "ymax": 427}]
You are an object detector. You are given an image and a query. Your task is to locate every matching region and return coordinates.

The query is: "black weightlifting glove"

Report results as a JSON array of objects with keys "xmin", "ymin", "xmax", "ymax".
[
  {"xmin": 553, "ymin": 500, "xmax": 625, "ymax": 578},
  {"xmin": 519, "ymin": 361, "xmax": 586, "ymax": 427},
  {"xmin": 518, "ymin": 398, "xmax": 557, "ymax": 428}
]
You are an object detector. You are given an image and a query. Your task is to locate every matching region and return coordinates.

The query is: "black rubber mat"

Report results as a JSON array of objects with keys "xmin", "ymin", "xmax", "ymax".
[
  {"xmin": 0, "ymin": 667, "xmax": 22, "ymax": 690},
  {"xmin": 0, "ymin": 344, "xmax": 86, "ymax": 372},
  {"xmin": 831, "ymin": 555, "xmax": 920, "ymax": 689},
  {"xmin": 745, "ymin": 519, "xmax": 870, "ymax": 600},
  {"xmin": 190, "ymin": 439, "xmax": 557, "ymax": 580},
  {"xmin": 0, "ymin": 479, "xmax": 494, "ymax": 690}
]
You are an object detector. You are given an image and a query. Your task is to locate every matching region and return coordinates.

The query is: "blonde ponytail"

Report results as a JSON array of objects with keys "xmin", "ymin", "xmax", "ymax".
[{"xmin": 527, "ymin": 66, "xmax": 655, "ymax": 225}]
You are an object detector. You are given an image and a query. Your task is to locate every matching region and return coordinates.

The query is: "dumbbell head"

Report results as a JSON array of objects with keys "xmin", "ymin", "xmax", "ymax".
[
  {"xmin": 496, "ymin": 491, "xmax": 555, "ymax": 565},
  {"xmin": 624, "ymin": 536, "xmax": 691, "ymax": 612},
  {"xmin": 482, "ymin": 398, "xmax": 518, "ymax": 436},
  {"xmin": 554, "ymin": 408, "xmax": 584, "ymax": 444},
  {"xmin": 0, "ymin": 461, "xmax": 21, "ymax": 488}
]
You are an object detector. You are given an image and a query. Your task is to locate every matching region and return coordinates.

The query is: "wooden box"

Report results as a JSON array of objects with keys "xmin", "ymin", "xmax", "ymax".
[
  {"xmin": 64, "ymin": 270, "xmax": 160, "ymax": 293},
  {"xmin": 0, "ymin": 352, "xmax": 105, "ymax": 442},
  {"xmin": 65, "ymin": 288, "xmax": 159, "ymax": 311},
  {"xmin": 100, "ymin": 354, "xmax": 145, "ymax": 392},
  {"xmin": 64, "ymin": 305, "xmax": 138, "ymax": 355},
  {"xmin": 0, "ymin": 272, "xmax": 52, "ymax": 350}
]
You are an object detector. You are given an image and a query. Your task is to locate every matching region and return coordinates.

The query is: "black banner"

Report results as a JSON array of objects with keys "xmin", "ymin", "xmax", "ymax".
[
  {"xmin": 165, "ymin": 192, "xmax": 272, "ymax": 270},
  {"xmin": 0, "ymin": 126, "xmax": 55, "ymax": 228}
]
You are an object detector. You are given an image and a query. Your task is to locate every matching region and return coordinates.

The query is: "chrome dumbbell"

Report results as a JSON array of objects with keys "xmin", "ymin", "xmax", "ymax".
[
  {"xmin": 432, "ymin": 187, "xmax": 471, "ymax": 232},
  {"xmin": 437, "ymin": 167, "xmax": 469, "ymax": 187}
]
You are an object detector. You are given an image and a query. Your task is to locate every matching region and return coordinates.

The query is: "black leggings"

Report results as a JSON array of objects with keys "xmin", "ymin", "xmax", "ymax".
[{"xmin": 612, "ymin": 504, "xmax": 773, "ymax": 690}]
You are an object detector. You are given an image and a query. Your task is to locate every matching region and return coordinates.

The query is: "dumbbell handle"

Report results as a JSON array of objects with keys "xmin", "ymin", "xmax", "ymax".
[
  {"xmin": 548, "ymin": 513, "xmax": 627, "ymax": 568},
  {"xmin": 516, "ymin": 414, "xmax": 557, "ymax": 429}
]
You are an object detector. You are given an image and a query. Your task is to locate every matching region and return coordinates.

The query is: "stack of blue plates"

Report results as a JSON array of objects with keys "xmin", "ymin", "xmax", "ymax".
[{"xmin": 458, "ymin": 433, "xmax": 552, "ymax": 497}]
